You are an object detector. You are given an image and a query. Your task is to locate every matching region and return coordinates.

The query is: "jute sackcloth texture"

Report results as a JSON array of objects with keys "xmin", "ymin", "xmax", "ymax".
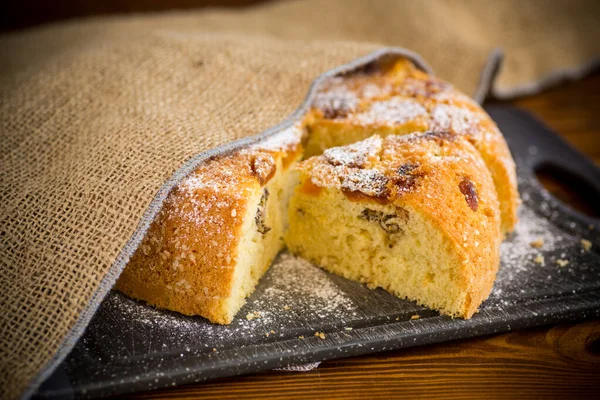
[
  {"xmin": 141, "ymin": 0, "xmax": 599, "ymax": 98},
  {"xmin": 1, "ymin": 1, "xmax": 598, "ymax": 398}
]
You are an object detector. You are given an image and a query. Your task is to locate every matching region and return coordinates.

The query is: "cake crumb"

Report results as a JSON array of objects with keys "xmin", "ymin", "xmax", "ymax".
[
  {"xmin": 245, "ymin": 311, "xmax": 261, "ymax": 321},
  {"xmin": 270, "ymin": 330, "xmax": 276, "ymax": 334},
  {"xmin": 265, "ymin": 332, "xmax": 270, "ymax": 337},
  {"xmin": 283, "ymin": 305, "xmax": 290, "ymax": 311},
  {"xmin": 411, "ymin": 315, "xmax": 420, "ymax": 320},
  {"xmin": 298, "ymin": 335, "xmax": 305, "ymax": 339},
  {"xmin": 533, "ymin": 254, "xmax": 545, "ymax": 266},
  {"xmin": 556, "ymin": 259, "xmax": 569, "ymax": 267},
  {"xmin": 212, "ymin": 348, "xmax": 217, "ymax": 352},
  {"xmin": 581, "ymin": 239, "xmax": 592, "ymax": 252},
  {"xmin": 344, "ymin": 327, "xmax": 353, "ymax": 331},
  {"xmin": 395, "ymin": 317, "xmax": 400, "ymax": 321},
  {"xmin": 529, "ymin": 237, "xmax": 544, "ymax": 248},
  {"xmin": 314, "ymin": 332, "xmax": 326, "ymax": 340}
]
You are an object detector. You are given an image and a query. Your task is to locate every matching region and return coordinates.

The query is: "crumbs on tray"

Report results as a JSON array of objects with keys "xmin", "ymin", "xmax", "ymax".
[
  {"xmin": 529, "ymin": 237, "xmax": 544, "ymax": 248},
  {"xmin": 245, "ymin": 311, "xmax": 261, "ymax": 321},
  {"xmin": 581, "ymin": 239, "xmax": 592, "ymax": 252},
  {"xmin": 314, "ymin": 332, "xmax": 326, "ymax": 340},
  {"xmin": 533, "ymin": 254, "xmax": 545, "ymax": 266}
]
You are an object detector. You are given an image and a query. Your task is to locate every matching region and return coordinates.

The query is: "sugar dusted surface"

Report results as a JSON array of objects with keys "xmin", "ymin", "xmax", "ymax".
[
  {"xmin": 301, "ymin": 132, "xmax": 484, "ymax": 205},
  {"xmin": 313, "ymin": 78, "xmax": 361, "ymax": 117},
  {"xmin": 353, "ymin": 98, "xmax": 427, "ymax": 126},
  {"xmin": 339, "ymin": 168, "xmax": 389, "ymax": 198},
  {"xmin": 323, "ymin": 135, "xmax": 382, "ymax": 168},
  {"xmin": 247, "ymin": 253, "xmax": 355, "ymax": 322},
  {"xmin": 99, "ymin": 252, "xmax": 358, "ymax": 349},
  {"xmin": 430, "ymin": 103, "xmax": 480, "ymax": 134},
  {"xmin": 250, "ymin": 123, "xmax": 304, "ymax": 153},
  {"xmin": 313, "ymin": 75, "xmax": 394, "ymax": 118}
]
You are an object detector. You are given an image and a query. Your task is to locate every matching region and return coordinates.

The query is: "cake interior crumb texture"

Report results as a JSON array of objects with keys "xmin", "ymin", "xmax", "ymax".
[{"xmin": 227, "ymin": 154, "xmax": 299, "ymax": 323}]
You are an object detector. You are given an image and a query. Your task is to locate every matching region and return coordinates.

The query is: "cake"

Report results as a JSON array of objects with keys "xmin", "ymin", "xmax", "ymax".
[
  {"xmin": 285, "ymin": 133, "xmax": 501, "ymax": 318},
  {"xmin": 116, "ymin": 56, "xmax": 519, "ymax": 323}
]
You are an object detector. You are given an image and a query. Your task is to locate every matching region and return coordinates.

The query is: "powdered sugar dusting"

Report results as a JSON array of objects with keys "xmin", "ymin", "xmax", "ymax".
[
  {"xmin": 169, "ymin": 172, "xmax": 248, "ymax": 232},
  {"xmin": 247, "ymin": 252, "xmax": 356, "ymax": 322},
  {"xmin": 354, "ymin": 98, "xmax": 426, "ymax": 126},
  {"xmin": 500, "ymin": 207, "xmax": 566, "ymax": 268},
  {"xmin": 490, "ymin": 204, "xmax": 578, "ymax": 305},
  {"xmin": 307, "ymin": 161, "xmax": 391, "ymax": 201},
  {"xmin": 251, "ymin": 123, "xmax": 304, "ymax": 153},
  {"xmin": 313, "ymin": 78, "xmax": 360, "ymax": 118},
  {"xmin": 430, "ymin": 104, "xmax": 480, "ymax": 134},
  {"xmin": 362, "ymin": 83, "xmax": 389, "ymax": 99},
  {"xmin": 99, "ymin": 252, "xmax": 356, "ymax": 345},
  {"xmin": 308, "ymin": 162, "xmax": 344, "ymax": 188},
  {"xmin": 323, "ymin": 135, "xmax": 382, "ymax": 168},
  {"xmin": 395, "ymin": 76, "xmax": 451, "ymax": 98},
  {"xmin": 432, "ymin": 89, "xmax": 478, "ymax": 106},
  {"xmin": 340, "ymin": 168, "xmax": 389, "ymax": 198}
]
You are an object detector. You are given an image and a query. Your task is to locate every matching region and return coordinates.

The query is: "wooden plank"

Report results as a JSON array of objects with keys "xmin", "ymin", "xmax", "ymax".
[{"xmin": 126, "ymin": 321, "xmax": 600, "ymax": 399}]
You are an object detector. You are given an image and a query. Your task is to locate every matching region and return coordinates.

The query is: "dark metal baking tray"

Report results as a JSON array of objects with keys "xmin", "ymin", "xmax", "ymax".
[{"xmin": 35, "ymin": 106, "xmax": 600, "ymax": 399}]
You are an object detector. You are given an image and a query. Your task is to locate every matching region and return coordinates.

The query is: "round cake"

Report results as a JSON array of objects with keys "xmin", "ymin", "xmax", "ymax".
[{"xmin": 116, "ymin": 56, "xmax": 519, "ymax": 324}]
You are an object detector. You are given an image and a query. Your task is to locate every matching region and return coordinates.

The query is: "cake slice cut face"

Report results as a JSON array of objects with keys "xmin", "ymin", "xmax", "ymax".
[{"xmin": 285, "ymin": 133, "xmax": 502, "ymax": 318}]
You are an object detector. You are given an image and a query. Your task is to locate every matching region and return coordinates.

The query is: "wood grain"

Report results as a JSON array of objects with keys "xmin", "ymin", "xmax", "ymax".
[
  {"xmin": 127, "ymin": 321, "xmax": 600, "ymax": 399},
  {"xmin": 123, "ymin": 74, "xmax": 600, "ymax": 399},
  {"xmin": 501, "ymin": 73, "xmax": 600, "ymax": 164}
]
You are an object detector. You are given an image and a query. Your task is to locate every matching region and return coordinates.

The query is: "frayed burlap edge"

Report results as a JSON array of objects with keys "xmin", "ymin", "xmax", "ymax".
[
  {"xmin": 492, "ymin": 56, "xmax": 600, "ymax": 100},
  {"xmin": 475, "ymin": 49, "xmax": 600, "ymax": 101},
  {"xmin": 25, "ymin": 46, "xmax": 504, "ymax": 399}
]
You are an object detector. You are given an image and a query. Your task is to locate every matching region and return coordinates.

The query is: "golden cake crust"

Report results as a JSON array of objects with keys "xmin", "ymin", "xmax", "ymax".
[
  {"xmin": 306, "ymin": 59, "xmax": 519, "ymax": 233},
  {"xmin": 116, "ymin": 128, "xmax": 304, "ymax": 324}
]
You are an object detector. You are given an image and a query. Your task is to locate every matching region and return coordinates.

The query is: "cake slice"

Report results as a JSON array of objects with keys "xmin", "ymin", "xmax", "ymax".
[
  {"xmin": 285, "ymin": 132, "xmax": 502, "ymax": 318},
  {"xmin": 305, "ymin": 58, "xmax": 519, "ymax": 234},
  {"xmin": 115, "ymin": 125, "xmax": 304, "ymax": 324}
]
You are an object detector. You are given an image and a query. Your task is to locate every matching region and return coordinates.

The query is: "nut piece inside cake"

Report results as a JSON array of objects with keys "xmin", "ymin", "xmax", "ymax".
[{"xmin": 255, "ymin": 188, "xmax": 271, "ymax": 234}]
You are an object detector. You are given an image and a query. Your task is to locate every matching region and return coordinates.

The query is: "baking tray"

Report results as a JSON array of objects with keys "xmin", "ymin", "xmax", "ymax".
[{"xmin": 35, "ymin": 106, "xmax": 600, "ymax": 399}]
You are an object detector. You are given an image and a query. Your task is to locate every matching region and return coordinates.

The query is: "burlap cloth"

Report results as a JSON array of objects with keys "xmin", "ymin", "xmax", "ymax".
[{"xmin": 1, "ymin": 0, "xmax": 598, "ymax": 398}]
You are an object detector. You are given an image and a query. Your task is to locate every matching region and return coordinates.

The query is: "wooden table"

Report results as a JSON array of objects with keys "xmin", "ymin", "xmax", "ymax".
[{"xmin": 122, "ymin": 74, "xmax": 600, "ymax": 399}]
